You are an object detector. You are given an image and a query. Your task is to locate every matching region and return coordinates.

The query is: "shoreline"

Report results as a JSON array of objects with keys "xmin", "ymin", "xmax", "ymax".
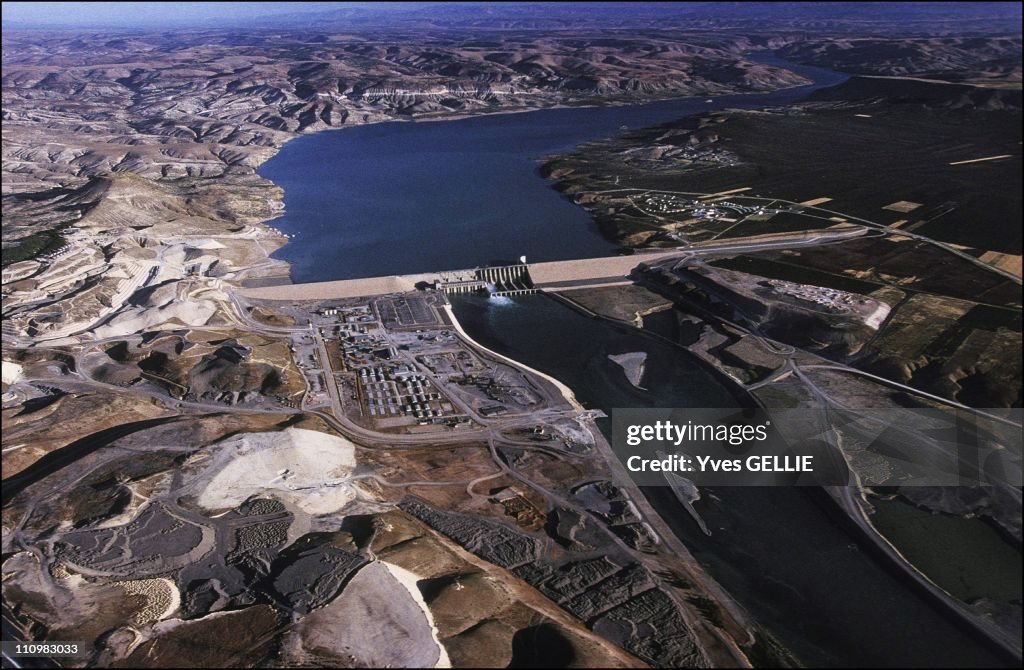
[
  {"xmin": 550, "ymin": 291, "xmax": 759, "ymax": 409},
  {"xmin": 249, "ymin": 56, "xmax": 831, "ymax": 285},
  {"xmin": 440, "ymin": 303, "xmax": 584, "ymax": 411}
]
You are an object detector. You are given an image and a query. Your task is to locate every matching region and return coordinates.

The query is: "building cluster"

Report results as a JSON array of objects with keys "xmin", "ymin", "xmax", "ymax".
[
  {"xmin": 319, "ymin": 304, "xmax": 375, "ymax": 323},
  {"xmin": 358, "ymin": 363, "xmax": 463, "ymax": 423},
  {"xmin": 311, "ymin": 300, "xmax": 468, "ymax": 425},
  {"xmin": 627, "ymin": 145, "xmax": 739, "ymax": 170},
  {"xmin": 762, "ymin": 278, "xmax": 863, "ymax": 312},
  {"xmin": 452, "ymin": 372, "xmax": 539, "ymax": 409},
  {"xmin": 333, "ymin": 322, "xmax": 389, "ymax": 369},
  {"xmin": 643, "ymin": 194, "xmax": 699, "ymax": 214},
  {"xmin": 417, "ymin": 350, "xmax": 485, "ymax": 376},
  {"xmin": 676, "ymin": 146, "xmax": 739, "ymax": 167},
  {"xmin": 642, "ymin": 194, "xmax": 782, "ymax": 220}
]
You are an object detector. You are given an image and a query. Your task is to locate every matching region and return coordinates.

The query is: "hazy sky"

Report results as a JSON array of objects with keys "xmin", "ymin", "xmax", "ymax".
[
  {"xmin": 3, "ymin": 1, "xmax": 1020, "ymax": 29},
  {"xmin": 0, "ymin": 1, "xmax": 416, "ymax": 27}
]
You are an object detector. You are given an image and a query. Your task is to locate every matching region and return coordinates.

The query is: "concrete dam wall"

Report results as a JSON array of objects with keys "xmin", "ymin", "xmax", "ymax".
[{"xmin": 237, "ymin": 251, "xmax": 683, "ymax": 302}]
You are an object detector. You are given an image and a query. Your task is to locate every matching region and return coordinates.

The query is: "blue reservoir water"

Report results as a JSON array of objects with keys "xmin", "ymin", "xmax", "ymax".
[{"xmin": 258, "ymin": 54, "xmax": 847, "ymax": 282}]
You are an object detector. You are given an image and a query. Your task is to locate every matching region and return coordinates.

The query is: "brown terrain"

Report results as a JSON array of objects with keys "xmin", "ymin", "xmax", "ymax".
[
  {"xmin": 1, "ymin": 30, "xmax": 809, "ymax": 199},
  {"xmin": 3, "ymin": 8, "xmax": 1022, "ymax": 669}
]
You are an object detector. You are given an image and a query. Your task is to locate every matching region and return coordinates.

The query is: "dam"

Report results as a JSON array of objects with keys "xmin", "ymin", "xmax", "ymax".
[
  {"xmin": 238, "ymin": 250, "xmax": 683, "ymax": 301},
  {"xmin": 237, "ymin": 225, "xmax": 869, "ymax": 302}
]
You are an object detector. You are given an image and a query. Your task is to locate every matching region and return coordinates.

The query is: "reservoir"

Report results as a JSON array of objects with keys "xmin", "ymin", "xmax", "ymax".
[{"xmin": 259, "ymin": 53, "xmax": 847, "ymax": 283}]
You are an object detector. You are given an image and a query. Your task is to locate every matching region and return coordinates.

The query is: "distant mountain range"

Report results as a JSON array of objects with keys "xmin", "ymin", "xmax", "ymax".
[{"xmin": 3, "ymin": 1, "xmax": 1021, "ymax": 33}]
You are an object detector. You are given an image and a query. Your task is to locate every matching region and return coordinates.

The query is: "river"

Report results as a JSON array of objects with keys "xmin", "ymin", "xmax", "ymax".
[{"xmin": 449, "ymin": 292, "xmax": 1012, "ymax": 668}]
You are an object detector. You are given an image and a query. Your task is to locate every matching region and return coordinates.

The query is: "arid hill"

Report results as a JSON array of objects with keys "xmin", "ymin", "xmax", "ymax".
[
  {"xmin": 1, "ymin": 30, "xmax": 807, "ymax": 201},
  {"xmin": 778, "ymin": 36, "xmax": 1022, "ymax": 86}
]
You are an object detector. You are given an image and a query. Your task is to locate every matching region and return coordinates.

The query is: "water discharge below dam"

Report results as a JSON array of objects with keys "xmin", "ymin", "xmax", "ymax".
[{"xmin": 257, "ymin": 53, "xmax": 1015, "ymax": 667}]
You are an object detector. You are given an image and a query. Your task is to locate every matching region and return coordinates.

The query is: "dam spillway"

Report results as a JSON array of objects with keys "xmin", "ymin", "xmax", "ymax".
[{"xmin": 475, "ymin": 264, "xmax": 536, "ymax": 296}]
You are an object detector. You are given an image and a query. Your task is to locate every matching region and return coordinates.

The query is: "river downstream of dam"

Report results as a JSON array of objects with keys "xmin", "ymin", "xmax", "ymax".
[
  {"xmin": 258, "ymin": 54, "xmax": 1014, "ymax": 667},
  {"xmin": 449, "ymin": 293, "xmax": 1010, "ymax": 668}
]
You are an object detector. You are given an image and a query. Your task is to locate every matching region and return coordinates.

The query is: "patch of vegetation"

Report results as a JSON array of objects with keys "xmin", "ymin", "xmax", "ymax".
[
  {"xmin": 685, "ymin": 594, "xmax": 725, "ymax": 628},
  {"xmin": 2, "ymin": 230, "xmax": 65, "ymax": 267}
]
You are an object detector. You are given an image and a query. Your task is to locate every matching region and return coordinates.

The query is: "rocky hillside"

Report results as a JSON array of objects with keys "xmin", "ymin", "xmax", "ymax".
[
  {"xmin": 778, "ymin": 36, "xmax": 1022, "ymax": 86},
  {"xmin": 1, "ymin": 29, "xmax": 808, "ymax": 200}
]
